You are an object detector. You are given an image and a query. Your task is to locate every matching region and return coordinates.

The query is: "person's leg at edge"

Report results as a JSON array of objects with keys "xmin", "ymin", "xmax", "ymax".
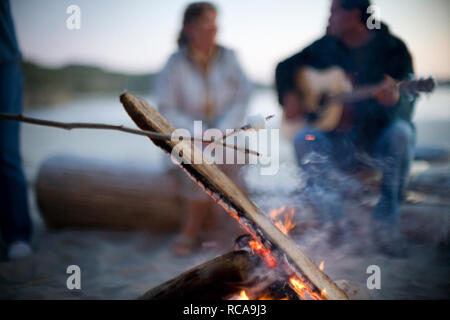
[{"xmin": 0, "ymin": 62, "xmax": 32, "ymax": 259}]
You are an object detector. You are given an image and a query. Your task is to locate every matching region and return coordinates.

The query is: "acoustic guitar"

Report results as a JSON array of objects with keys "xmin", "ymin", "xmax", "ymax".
[{"xmin": 281, "ymin": 66, "xmax": 436, "ymax": 140}]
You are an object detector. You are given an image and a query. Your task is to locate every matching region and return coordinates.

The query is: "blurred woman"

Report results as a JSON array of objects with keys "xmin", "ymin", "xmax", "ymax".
[{"xmin": 157, "ymin": 2, "xmax": 252, "ymax": 255}]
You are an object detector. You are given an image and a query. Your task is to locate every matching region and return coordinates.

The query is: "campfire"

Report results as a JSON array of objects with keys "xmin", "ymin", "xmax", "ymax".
[{"xmin": 119, "ymin": 93, "xmax": 349, "ymax": 301}]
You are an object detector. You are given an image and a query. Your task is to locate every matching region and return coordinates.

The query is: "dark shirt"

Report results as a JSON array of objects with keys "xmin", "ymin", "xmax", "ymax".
[
  {"xmin": 0, "ymin": 0, "xmax": 21, "ymax": 64},
  {"xmin": 275, "ymin": 23, "xmax": 415, "ymax": 147}
]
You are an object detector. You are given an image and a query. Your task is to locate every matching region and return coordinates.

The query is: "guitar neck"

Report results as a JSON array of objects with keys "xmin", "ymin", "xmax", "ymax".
[
  {"xmin": 332, "ymin": 80, "xmax": 417, "ymax": 105},
  {"xmin": 335, "ymin": 84, "xmax": 381, "ymax": 104},
  {"xmin": 330, "ymin": 77, "xmax": 436, "ymax": 104}
]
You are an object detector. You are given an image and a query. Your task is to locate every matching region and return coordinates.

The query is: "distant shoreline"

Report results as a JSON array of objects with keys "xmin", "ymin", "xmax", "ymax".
[{"xmin": 22, "ymin": 61, "xmax": 271, "ymax": 109}]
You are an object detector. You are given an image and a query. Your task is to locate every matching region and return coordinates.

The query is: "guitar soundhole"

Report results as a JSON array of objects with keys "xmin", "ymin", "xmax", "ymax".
[
  {"xmin": 307, "ymin": 112, "xmax": 319, "ymax": 123},
  {"xmin": 305, "ymin": 93, "xmax": 330, "ymax": 123},
  {"xmin": 318, "ymin": 93, "xmax": 331, "ymax": 111}
]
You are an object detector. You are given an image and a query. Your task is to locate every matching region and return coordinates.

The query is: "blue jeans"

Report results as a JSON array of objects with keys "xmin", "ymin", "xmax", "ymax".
[
  {"xmin": 0, "ymin": 62, "xmax": 32, "ymax": 245},
  {"xmin": 294, "ymin": 120, "xmax": 415, "ymax": 226}
]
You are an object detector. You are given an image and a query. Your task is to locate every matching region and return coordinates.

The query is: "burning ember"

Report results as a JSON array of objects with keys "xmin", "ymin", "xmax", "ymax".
[
  {"xmin": 246, "ymin": 206, "xmax": 297, "ymax": 268},
  {"xmin": 287, "ymin": 261, "xmax": 327, "ymax": 300},
  {"xmin": 288, "ymin": 275, "xmax": 326, "ymax": 300},
  {"xmin": 229, "ymin": 206, "xmax": 328, "ymax": 300},
  {"xmin": 289, "ymin": 276, "xmax": 308, "ymax": 299},
  {"xmin": 248, "ymin": 240, "xmax": 277, "ymax": 268}
]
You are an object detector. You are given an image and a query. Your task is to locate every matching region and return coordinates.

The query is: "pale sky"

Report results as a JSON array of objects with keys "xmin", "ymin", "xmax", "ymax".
[{"xmin": 11, "ymin": 0, "xmax": 450, "ymax": 84}]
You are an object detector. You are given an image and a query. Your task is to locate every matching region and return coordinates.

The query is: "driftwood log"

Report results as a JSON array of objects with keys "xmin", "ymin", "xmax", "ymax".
[
  {"xmin": 119, "ymin": 93, "xmax": 348, "ymax": 300},
  {"xmin": 36, "ymin": 155, "xmax": 449, "ymax": 244},
  {"xmin": 36, "ymin": 155, "xmax": 185, "ymax": 233}
]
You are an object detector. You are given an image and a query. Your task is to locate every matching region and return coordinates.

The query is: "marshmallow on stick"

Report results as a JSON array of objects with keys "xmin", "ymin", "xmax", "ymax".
[
  {"xmin": 222, "ymin": 114, "xmax": 274, "ymax": 140},
  {"xmin": 247, "ymin": 114, "xmax": 269, "ymax": 130}
]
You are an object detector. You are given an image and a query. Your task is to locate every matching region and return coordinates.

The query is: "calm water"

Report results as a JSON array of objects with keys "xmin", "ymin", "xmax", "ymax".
[{"xmin": 21, "ymin": 88, "xmax": 450, "ymax": 183}]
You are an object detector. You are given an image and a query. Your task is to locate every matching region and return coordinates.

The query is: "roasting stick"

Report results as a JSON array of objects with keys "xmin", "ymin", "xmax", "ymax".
[
  {"xmin": 0, "ymin": 113, "xmax": 260, "ymax": 157},
  {"xmin": 222, "ymin": 114, "xmax": 275, "ymax": 140},
  {"xmin": 120, "ymin": 93, "xmax": 349, "ymax": 300},
  {"xmin": 210, "ymin": 114, "xmax": 275, "ymax": 154}
]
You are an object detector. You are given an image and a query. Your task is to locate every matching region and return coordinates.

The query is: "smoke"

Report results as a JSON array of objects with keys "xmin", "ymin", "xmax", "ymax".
[
  {"xmin": 245, "ymin": 143, "xmax": 388, "ymax": 260},
  {"xmin": 238, "ymin": 140, "xmax": 449, "ymax": 299}
]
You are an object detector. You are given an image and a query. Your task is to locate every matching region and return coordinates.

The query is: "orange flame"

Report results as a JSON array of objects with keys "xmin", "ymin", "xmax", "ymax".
[
  {"xmin": 235, "ymin": 290, "xmax": 249, "ymax": 300},
  {"xmin": 270, "ymin": 206, "xmax": 286, "ymax": 220},
  {"xmin": 270, "ymin": 206, "xmax": 296, "ymax": 236},
  {"xmin": 289, "ymin": 276, "xmax": 307, "ymax": 300},
  {"xmin": 319, "ymin": 260, "xmax": 325, "ymax": 271},
  {"xmin": 289, "ymin": 276, "xmax": 326, "ymax": 300}
]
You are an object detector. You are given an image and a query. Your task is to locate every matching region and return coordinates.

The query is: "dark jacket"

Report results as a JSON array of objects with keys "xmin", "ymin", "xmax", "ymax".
[
  {"xmin": 0, "ymin": 0, "xmax": 21, "ymax": 64},
  {"xmin": 275, "ymin": 23, "xmax": 415, "ymax": 145}
]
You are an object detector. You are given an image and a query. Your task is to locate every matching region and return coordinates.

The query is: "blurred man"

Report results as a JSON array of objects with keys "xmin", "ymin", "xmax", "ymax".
[
  {"xmin": 0, "ymin": 0, "xmax": 32, "ymax": 259},
  {"xmin": 276, "ymin": 0, "xmax": 415, "ymax": 256}
]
